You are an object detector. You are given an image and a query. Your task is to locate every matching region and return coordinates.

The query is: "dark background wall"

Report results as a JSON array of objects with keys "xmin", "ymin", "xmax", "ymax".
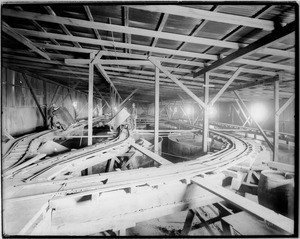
[{"xmin": 2, "ymin": 67, "xmax": 102, "ymax": 137}]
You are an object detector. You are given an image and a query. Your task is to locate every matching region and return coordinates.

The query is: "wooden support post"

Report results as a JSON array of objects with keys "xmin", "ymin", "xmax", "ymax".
[
  {"xmin": 202, "ymin": 72, "xmax": 209, "ymax": 154},
  {"xmin": 234, "ymin": 90, "xmax": 274, "ymax": 151},
  {"xmin": 154, "ymin": 66, "xmax": 160, "ymax": 154},
  {"xmin": 2, "ymin": 22, "xmax": 51, "ymax": 61},
  {"xmin": 181, "ymin": 209, "xmax": 195, "ymax": 235},
  {"xmin": 110, "ymin": 87, "xmax": 114, "ymax": 116},
  {"xmin": 22, "ymin": 74, "xmax": 47, "ymax": 125},
  {"xmin": 273, "ymin": 76, "xmax": 280, "ymax": 161},
  {"xmin": 88, "ymin": 54, "xmax": 94, "ymax": 147}
]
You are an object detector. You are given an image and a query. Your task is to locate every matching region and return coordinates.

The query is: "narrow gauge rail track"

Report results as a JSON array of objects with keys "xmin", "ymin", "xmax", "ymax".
[
  {"xmin": 3, "ymin": 124, "xmax": 263, "ymax": 235},
  {"xmin": 2, "ymin": 116, "xmax": 108, "ymax": 173}
]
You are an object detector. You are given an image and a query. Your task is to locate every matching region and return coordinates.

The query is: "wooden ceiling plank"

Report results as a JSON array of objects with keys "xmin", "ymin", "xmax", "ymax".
[
  {"xmin": 227, "ymin": 75, "xmax": 279, "ymax": 92},
  {"xmin": 2, "ymin": 22, "xmax": 50, "ymax": 61},
  {"xmin": 66, "ymin": 59, "xmax": 152, "ymax": 66},
  {"xmin": 106, "ymin": 69, "xmax": 250, "ymax": 87},
  {"xmin": 16, "ymin": 28, "xmax": 294, "ymax": 71},
  {"xmin": 3, "ymin": 8, "xmax": 239, "ymax": 50},
  {"xmin": 84, "ymin": 5, "xmax": 101, "ymax": 40},
  {"xmin": 173, "ymin": 5, "xmax": 221, "ymax": 56},
  {"xmin": 3, "ymin": 8, "xmax": 292, "ymax": 58},
  {"xmin": 193, "ymin": 21, "xmax": 296, "ymax": 77},
  {"xmin": 44, "ymin": 6, "xmax": 81, "ymax": 48},
  {"xmin": 34, "ymin": 43, "xmax": 284, "ymax": 76},
  {"xmin": 15, "ymin": 28, "xmax": 216, "ymax": 60},
  {"xmin": 151, "ymin": 13, "xmax": 169, "ymax": 49},
  {"xmin": 128, "ymin": 5, "xmax": 275, "ymax": 30},
  {"xmin": 149, "ymin": 57, "xmax": 206, "ymax": 109}
]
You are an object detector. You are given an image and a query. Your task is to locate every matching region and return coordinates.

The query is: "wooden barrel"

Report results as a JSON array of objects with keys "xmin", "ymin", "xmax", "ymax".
[{"xmin": 258, "ymin": 170, "xmax": 294, "ymax": 219}]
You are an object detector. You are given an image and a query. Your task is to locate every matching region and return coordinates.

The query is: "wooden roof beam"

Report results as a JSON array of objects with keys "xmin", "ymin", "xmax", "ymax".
[
  {"xmin": 3, "ymin": 8, "xmax": 292, "ymax": 58},
  {"xmin": 2, "ymin": 22, "xmax": 50, "ymax": 61},
  {"xmin": 34, "ymin": 43, "xmax": 283, "ymax": 77},
  {"xmin": 15, "ymin": 28, "xmax": 294, "ymax": 71},
  {"xmin": 129, "ymin": 5, "xmax": 276, "ymax": 30},
  {"xmin": 150, "ymin": 13, "xmax": 169, "ymax": 51},
  {"xmin": 226, "ymin": 75, "xmax": 279, "ymax": 92},
  {"xmin": 193, "ymin": 21, "xmax": 295, "ymax": 77},
  {"xmin": 44, "ymin": 6, "xmax": 81, "ymax": 48}
]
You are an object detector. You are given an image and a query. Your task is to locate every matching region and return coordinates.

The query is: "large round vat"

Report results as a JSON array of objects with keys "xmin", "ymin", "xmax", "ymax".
[
  {"xmin": 167, "ymin": 133, "xmax": 203, "ymax": 158},
  {"xmin": 258, "ymin": 170, "xmax": 294, "ymax": 219},
  {"xmin": 139, "ymin": 133, "xmax": 163, "ymax": 155}
]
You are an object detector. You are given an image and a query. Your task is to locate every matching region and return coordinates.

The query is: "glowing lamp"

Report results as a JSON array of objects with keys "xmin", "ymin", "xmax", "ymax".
[
  {"xmin": 207, "ymin": 106, "xmax": 217, "ymax": 118},
  {"xmin": 72, "ymin": 101, "xmax": 78, "ymax": 108},
  {"xmin": 249, "ymin": 103, "xmax": 267, "ymax": 122},
  {"xmin": 184, "ymin": 105, "xmax": 194, "ymax": 116}
]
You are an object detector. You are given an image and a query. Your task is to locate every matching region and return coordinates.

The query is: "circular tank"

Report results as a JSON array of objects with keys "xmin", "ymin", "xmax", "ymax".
[
  {"xmin": 258, "ymin": 170, "xmax": 294, "ymax": 219},
  {"xmin": 167, "ymin": 133, "xmax": 203, "ymax": 158}
]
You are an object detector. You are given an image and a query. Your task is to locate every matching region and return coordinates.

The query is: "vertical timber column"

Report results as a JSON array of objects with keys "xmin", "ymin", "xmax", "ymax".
[
  {"xmin": 110, "ymin": 87, "xmax": 114, "ymax": 116},
  {"xmin": 88, "ymin": 59, "xmax": 94, "ymax": 146},
  {"xmin": 273, "ymin": 75, "xmax": 280, "ymax": 161},
  {"xmin": 154, "ymin": 66, "xmax": 160, "ymax": 154},
  {"xmin": 202, "ymin": 72, "xmax": 209, "ymax": 154}
]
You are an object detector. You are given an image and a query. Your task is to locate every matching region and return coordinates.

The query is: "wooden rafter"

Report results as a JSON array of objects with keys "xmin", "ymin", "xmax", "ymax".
[
  {"xmin": 193, "ymin": 21, "xmax": 296, "ymax": 77},
  {"xmin": 129, "ymin": 5, "xmax": 275, "ymax": 30},
  {"xmin": 2, "ymin": 8, "xmax": 293, "ymax": 59},
  {"xmin": 32, "ymin": 44, "xmax": 287, "ymax": 76},
  {"xmin": 83, "ymin": 5, "xmax": 106, "ymax": 52},
  {"xmin": 14, "ymin": 28, "xmax": 294, "ymax": 72},
  {"xmin": 150, "ymin": 13, "xmax": 169, "ymax": 51},
  {"xmin": 2, "ymin": 22, "xmax": 50, "ymax": 61},
  {"xmin": 44, "ymin": 6, "xmax": 81, "ymax": 48}
]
